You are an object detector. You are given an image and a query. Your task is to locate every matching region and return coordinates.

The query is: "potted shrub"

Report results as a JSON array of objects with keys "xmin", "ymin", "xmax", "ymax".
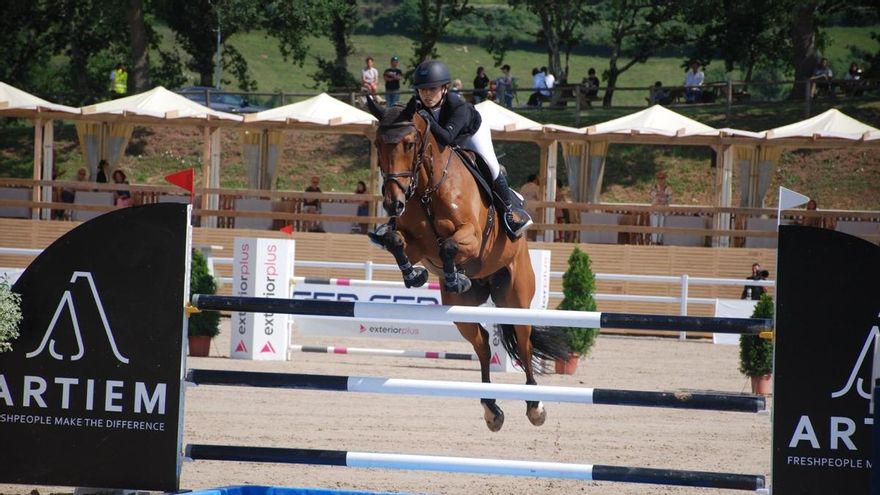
[
  {"xmin": 555, "ymin": 247, "xmax": 600, "ymax": 374},
  {"xmin": 188, "ymin": 249, "xmax": 220, "ymax": 357},
  {"xmin": 0, "ymin": 276, "xmax": 22, "ymax": 353},
  {"xmin": 739, "ymin": 293, "xmax": 774, "ymax": 395}
]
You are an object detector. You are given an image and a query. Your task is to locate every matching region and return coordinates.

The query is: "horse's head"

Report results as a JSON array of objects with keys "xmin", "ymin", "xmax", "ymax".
[{"xmin": 368, "ymin": 101, "xmax": 430, "ymax": 218}]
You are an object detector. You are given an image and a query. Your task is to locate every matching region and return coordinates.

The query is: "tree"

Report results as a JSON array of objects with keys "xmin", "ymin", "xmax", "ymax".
[
  {"xmin": 789, "ymin": 1, "xmax": 821, "ymax": 99},
  {"xmin": 598, "ymin": 0, "xmax": 688, "ymax": 107},
  {"xmin": 687, "ymin": 0, "xmax": 790, "ymax": 83},
  {"xmin": 127, "ymin": 0, "xmax": 151, "ymax": 92},
  {"xmin": 409, "ymin": 0, "xmax": 472, "ymax": 77},
  {"xmin": 0, "ymin": 2, "xmax": 58, "ymax": 90},
  {"xmin": 312, "ymin": 0, "xmax": 361, "ymax": 89},
  {"xmin": 556, "ymin": 247, "xmax": 599, "ymax": 357},
  {"xmin": 156, "ymin": 0, "xmax": 262, "ymax": 90},
  {"xmin": 509, "ymin": 0, "xmax": 597, "ymax": 81}
]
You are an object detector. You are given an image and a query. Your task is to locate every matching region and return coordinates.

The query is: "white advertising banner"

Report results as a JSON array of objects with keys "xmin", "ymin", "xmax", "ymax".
[
  {"xmin": 293, "ymin": 249, "xmax": 551, "ymax": 373},
  {"xmin": 713, "ymin": 298, "xmax": 758, "ymax": 345},
  {"xmin": 231, "ymin": 237, "xmax": 294, "ymax": 360}
]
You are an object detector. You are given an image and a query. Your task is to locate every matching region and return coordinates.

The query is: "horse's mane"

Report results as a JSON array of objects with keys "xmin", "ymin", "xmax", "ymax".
[{"xmin": 377, "ymin": 104, "xmax": 417, "ymax": 144}]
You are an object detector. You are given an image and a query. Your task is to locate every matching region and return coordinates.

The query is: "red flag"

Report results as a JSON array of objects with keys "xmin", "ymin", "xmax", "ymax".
[
  {"xmin": 279, "ymin": 225, "xmax": 294, "ymax": 235},
  {"xmin": 165, "ymin": 169, "xmax": 194, "ymax": 202}
]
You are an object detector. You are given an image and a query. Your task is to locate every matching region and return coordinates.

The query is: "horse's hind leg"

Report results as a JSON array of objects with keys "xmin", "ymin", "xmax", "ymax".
[
  {"xmin": 456, "ymin": 321, "xmax": 504, "ymax": 432},
  {"xmin": 383, "ymin": 229, "xmax": 428, "ymax": 288}
]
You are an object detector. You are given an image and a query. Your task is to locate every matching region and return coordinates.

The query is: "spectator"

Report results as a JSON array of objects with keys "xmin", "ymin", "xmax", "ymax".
[
  {"xmin": 650, "ymin": 81, "xmax": 672, "ymax": 105},
  {"xmin": 684, "ymin": 61, "xmax": 704, "ymax": 103},
  {"xmin": 96, "ymin": 160, "xmax": 110, "ymax": 184},
  {"xmin": 519, "ymin": 174, "xmax": 541, "ymax": 241},
  {"xmin": 527, "ymin": 67, "xmax": 547, "ymax": 107},
  {"xmin": 495, "ymin": 64, "xmax": 514, "ymax": 108},
  {"xmin": 581, "ymin": 68, "xmax": 600, "ymax": 107},
  {"xmin": 543, "ymin": 66, "xmax": 555, "ymax": 100},
  {"xmin": 354, "ymin": 180, "xmax": 369, "ymax": 234},
  {"xmin": 112, "ymin": 169, "xmax": 133, "ymax": 207},
  {"xmin": 110, "ymin": 63, "xmax": 127, "ymax": 96},
  {"xmin": 843, "ymin": 62, "xmax": 863, "ymax": 97},
  {"xmin": 450, "ymin": 79, "xmax": 463, "ymax": 93},
  {"xmin": 649, "ymin": 170, "xmax": 672, "ymax": 245},
  {"xmin": 473, "ymin": 66, "xmax": 490, "ymax": 103},
  {"xmin": 362, "ymin": 57, "xmax": 379, "ymax": 95},
  {"xmin": 741, "ymin": 263, "xmax": 769, "ymax": 300},
  {"xmin": 383, "ymin": 56, "xmax": 403, "ymax": 106},
  {"xmin": 303, "ymin": 175, "xmax": 323, "ymax": 232},
  {"xmin": 554, "ymin": 179, "xmax": 575, "ymax": 242},
  {"xmin": 811, "ymin": 57, "xmax": 833, "ymax": 98},
  {"xmin": 55, "ymin": 167, "xmax": 88, "ymax": 220},
  {"xmin": 803, "ymin": 199, "xmax": 823, "ymax": 228}
]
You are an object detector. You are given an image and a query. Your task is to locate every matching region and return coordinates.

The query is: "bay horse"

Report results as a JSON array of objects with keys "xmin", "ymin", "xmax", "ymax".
[{"xmin": 367, "ymin": 102, "xmax": 570, "ymax": 432}]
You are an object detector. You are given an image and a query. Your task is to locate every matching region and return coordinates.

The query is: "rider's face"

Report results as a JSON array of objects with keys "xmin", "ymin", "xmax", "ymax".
[{"xmin": 418, "ymin": 86, "xmax": 445, "ymax": 108}]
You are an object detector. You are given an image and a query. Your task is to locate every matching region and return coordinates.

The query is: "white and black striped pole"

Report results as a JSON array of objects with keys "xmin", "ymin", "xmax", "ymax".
[
  {"xmin": 191, "ymin": 295, "xmax": 770, "ymax": 334},
  {"xmin": 185, "ymin": 369, "xmax": 766, "ymax": 413},
  {"xmin": 184, "ymin": 444, "xmax": 767, "ymax": 492}
]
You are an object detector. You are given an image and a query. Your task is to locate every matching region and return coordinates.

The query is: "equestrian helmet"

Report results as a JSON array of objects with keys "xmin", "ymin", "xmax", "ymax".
[{"xmin": 412, "ymin": 61, "xmax": 451, "ymax": 89}]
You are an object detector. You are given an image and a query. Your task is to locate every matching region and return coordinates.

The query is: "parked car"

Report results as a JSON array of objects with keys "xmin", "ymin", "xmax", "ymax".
[{"xmin": 177, "ymin": 86, "xmax": 268, "ymax": 114}]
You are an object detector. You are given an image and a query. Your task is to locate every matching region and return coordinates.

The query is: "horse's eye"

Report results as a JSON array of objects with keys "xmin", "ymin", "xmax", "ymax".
[{"xmin": 404, "ymin": 142, "xmax": 414, "ymax": 152}]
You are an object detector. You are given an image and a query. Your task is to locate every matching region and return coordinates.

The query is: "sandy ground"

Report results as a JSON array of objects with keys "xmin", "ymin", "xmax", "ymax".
[{"xmin": 4, "ymin": 318, "xmax": 772, "ymax": 495}]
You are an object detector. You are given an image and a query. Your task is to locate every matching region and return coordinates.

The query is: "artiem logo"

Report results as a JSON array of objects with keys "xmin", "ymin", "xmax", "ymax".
[
  {"xmin": 26, "ymin": 272, "xmax": 129, "ymax": 364},
  {"xmin": 831, "ymin": 324, "xmax": 878, "ymax": 402}
]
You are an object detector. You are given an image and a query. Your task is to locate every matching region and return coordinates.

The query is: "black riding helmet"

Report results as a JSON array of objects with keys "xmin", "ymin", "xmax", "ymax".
[{"xmin": 412, "ymin": 60, "xmax": 451, "ymax": 89}]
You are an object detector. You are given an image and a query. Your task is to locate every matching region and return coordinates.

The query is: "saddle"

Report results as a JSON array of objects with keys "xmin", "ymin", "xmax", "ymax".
[{"xmin": 451, "ymin": 147, "xmax": 526, "ymax": 213}]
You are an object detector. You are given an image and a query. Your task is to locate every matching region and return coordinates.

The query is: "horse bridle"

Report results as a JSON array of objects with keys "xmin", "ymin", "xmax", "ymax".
[{"xmin": 378, "ymin": 121, "xmax": 432, "ymax": 207}]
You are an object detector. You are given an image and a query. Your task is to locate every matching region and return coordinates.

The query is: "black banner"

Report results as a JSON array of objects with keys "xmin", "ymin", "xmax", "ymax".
[
  {"xmin": 774, "ymin": 226, "xmax": 880, "ymax": 493},
  {"xmin": 0, "ymin": 204, "xmax": 188, "ymax": 491}
]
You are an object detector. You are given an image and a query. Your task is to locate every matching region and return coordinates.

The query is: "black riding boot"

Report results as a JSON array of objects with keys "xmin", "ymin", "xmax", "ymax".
[{"xmin": 492, "ymin": 174, "xmax": 532, "ymax": 240}]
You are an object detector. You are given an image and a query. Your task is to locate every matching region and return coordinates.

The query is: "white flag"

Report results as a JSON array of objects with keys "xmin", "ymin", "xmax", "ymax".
[{"xmin": 779, "ymin": 187, "xmax": 809, "ymax": 210}]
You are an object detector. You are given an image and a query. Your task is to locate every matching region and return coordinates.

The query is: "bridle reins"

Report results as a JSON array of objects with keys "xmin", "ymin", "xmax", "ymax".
[{"xmin": 378, "ymin": 118, "xmax": 452, "ymax": 212}]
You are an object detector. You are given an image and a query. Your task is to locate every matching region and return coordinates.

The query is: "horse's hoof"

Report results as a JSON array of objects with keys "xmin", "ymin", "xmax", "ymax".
[
  {"xmin": 404, "ymin": 267, "xmax": 428, "ymax": 288},
  {"xmin": 482, "ymin": 401, "xmax": 505, "ymax": 432},
  {"xmin": 526, "ymin": 401, "xmax": 546, "ymax": 426},
  {"xmin": 443, "ymin": 272, "xmax": 472, "ymax": 294}
]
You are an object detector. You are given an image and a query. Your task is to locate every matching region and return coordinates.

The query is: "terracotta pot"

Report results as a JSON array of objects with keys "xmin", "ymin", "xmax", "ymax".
[
  {"xmin": 750, "ymin": 374, "xmax": 772, "ymax": 396},
  {"xmin": 555, "ymin": 353, "xmax": 581, "ymax": 375},
  {"xmin": 188, "ymin": 335, "xmax": 212, "ymax": 357}
]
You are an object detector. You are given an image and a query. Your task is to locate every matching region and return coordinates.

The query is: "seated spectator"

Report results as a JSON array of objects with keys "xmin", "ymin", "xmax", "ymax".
[
  {"xmin": 811, "ymin": 57, "xmax": 833, "ymax": 98},
  {"xmin": 649, "ymin": 81, "xmax": 672, "ymax": 105},
  {"xmin": 802, "ymin": 199, "xmax": 823, "ymax": 228},
  {"xmin": 303, "ymin": 175, "xmax": 323, "ymax": 232},
  {"xmin": 450, "ymin": 79, "xmax": 463, "ymax": 93},
  {"xmin": 354, "ymin": 180, "xmax": 369, "ymax": 234},
  {"xmin": 684, "ymin": 61, "xmax": 704, "ymax": 103},
  {"xmin": 554, "ymin": 179, "xmax": 575, "ymax": 242},
  {"xmin": 112, "ymin": 169, "xmax": 133, "ymax": 207},
  {"xmin": 96, "ymin": 159, "xmax": 110, "ymax": 183},
  {"xmin": 473, "ymin": 66, "xmax": 490, "ymax": 103},
  {"xmin": 527, "ymin": 67, "xmax": 547, "ymax": 107},
  {"xmin": 581, "ymin": 68, "xmax": 600, "ymax": 107},
  {"xmin": 741, "ymin": 263, "xmax": 769, "ymax": 300},
  {"xmin": 843, "ymin": 62, "xmax": 864, "ymax": 96},
  {"xmin": 362, "ymin": 57, "xmax": 379, "ymax": 95}
]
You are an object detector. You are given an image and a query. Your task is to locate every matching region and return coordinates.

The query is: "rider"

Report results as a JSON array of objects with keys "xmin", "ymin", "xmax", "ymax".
[{"xmin": 374, "ymin": 60, "xmax": 532, "ymax": 241}]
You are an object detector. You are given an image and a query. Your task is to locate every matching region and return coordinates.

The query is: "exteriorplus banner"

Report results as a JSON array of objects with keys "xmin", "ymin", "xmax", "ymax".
[
  {"xmin": 773, "ymin": 225, "xmax": 880, "ymax": 493},
  {"xmin": 0, "ymin": 204, "xmax": 189, "ymax": 491}
]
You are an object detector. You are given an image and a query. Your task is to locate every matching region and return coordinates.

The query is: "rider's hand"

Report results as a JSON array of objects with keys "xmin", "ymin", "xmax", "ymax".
[{"xmin": 417, "ymin": 109, "xmax": 432, "ymax": 122}]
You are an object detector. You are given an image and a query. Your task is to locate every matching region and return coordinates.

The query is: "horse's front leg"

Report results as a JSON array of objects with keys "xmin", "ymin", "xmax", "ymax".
[
  {"xmin": 383, "ymin": 228, "xmax": 428, "ymax": 288},
  {"xmin": 439, "ymin": 224, "xmax": 479, "ymax": 294}
]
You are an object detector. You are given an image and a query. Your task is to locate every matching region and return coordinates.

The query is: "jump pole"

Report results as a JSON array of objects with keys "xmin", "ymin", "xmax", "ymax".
[
  {"xmin": 186, "ymin": 369, "xmax": 767, "ymax": 413},
  {"xmin": 290, "ymin": 345, "xmax": 478, "ymax": 361},
  {"xmin": 185, "ymin": 444, "xmax": 767, "ymax": 492},
  {"xmin": 192, "ymin": 295, "xmax": 770, "ymax": 334}
]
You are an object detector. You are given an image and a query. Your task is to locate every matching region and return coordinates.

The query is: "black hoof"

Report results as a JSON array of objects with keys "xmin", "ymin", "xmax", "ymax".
[
  {"xmin": 404, "ymin": 267, "xmax": 429, "ymax": 288},
  {"xmin": 443, "ymin": 272, "xmax": 472, "ymax": 294}
]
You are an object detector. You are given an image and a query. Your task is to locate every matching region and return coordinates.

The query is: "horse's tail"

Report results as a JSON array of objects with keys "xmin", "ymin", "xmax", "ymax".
[{"xmin": 497, "ymin": 324, "xmax": 571, "ymax": 374}]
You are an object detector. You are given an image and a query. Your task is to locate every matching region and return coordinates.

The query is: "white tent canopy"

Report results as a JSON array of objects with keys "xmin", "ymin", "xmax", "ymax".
[
  {"xmin": 80, "ymin": 86, "xmax": 242, "ymax": 124},
  {"xmin": 244, "ymin": 93, "xmax": 376, "ymax": 127},
  {"xmin": 0, "ymin": 82, "xmax": 79, "ymax": 116},
  {"xmin": 765, "ymin": 108, "xmax": 880, "ymax": 141},
  {"xmin": 475, "ymin": 100, "xmax": 543, "ymax": 132},
  {"xmin": 584, "ymin": 104, "xmax": 716, "ymax": 137}
]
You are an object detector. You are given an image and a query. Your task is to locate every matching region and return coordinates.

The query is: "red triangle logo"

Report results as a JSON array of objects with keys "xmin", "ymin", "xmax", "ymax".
[
  {"xmin": 490, "ymin": 353, "xmax": 501, "ymax": 365},
  {"xmin": 359, "ymin": 324, "xmax": 367, "ymax": 334},
  {"xmin": 260, "ymin": 342, "xmax": 277, "ymax": 354},
  {"xmin": 234, "ymin": 340, "xmax": 248, "ymax": 353}
]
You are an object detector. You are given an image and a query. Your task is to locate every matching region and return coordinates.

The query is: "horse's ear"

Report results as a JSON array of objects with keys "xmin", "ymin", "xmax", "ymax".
[{"xmin": 365, "ymin": 95, "xmax": 385, "ymax": 121}]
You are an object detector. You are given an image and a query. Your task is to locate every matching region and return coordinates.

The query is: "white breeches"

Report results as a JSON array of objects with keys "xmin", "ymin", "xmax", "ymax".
[{"xmin": 462, "ymin": 119, "xmax": 501, "ymax": 179}]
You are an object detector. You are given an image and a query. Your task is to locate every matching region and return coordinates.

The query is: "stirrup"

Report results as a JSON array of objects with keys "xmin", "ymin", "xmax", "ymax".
[{"xmin": 503, "ymin": 209, "xmax": 533, "ymax": 239}]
